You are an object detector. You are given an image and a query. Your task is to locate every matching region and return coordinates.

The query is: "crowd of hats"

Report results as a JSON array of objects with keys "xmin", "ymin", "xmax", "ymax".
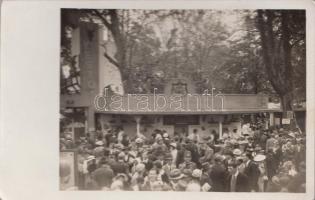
[{"xmin": 59, "ymin": 126, "xmax": 306, "ymax": 192}]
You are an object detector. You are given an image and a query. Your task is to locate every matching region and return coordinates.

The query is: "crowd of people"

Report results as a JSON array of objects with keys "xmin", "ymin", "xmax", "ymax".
[{"xmin": 60, "ymin": 124, "xmax": 306, "ymax": 192}]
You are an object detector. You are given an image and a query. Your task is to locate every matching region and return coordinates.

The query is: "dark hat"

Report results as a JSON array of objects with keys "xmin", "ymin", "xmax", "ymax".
[
  {"xmin": 153, "ymin": 160, "xmax": 162, "ymax": 168},
  {"xmin": 169, "ymin": 169, "xmax": 185, "ymax": 180},
  {"xmin": 202, "ymin": 135, "xmax": 211, "ymax": 141},
  {"xmin": 182, "ymin": 168, "xmax": 192, "ymax": 177}
]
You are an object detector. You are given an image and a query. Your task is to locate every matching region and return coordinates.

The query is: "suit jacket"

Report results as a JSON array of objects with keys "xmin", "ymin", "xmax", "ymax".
[
  {"xmin": 225, "ymin": 172, "xmax": 250, "ymax": 192},
  {"xmin": 244, "ymin": 160, "xmax": 260, "ymax": 191},
  {"xmin": 210, "ymin": 164, "xmax": 227, "ymax": 192}
]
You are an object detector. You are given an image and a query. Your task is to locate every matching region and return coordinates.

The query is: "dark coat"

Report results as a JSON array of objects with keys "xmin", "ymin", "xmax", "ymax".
[
  {"xmin": 210, "ymin": 163, "xmax": 227, "ymax": 192},
  {"xmin": 110, "ymin": 161, "xmax": 129, "ymax": 175},
  {"xmin": 225, "ymin": 172, "xmax": 250, "ymax": 192},
  {"xmin": 266, "ymin": 153, "xmax": 278, "ymax": 179},
  {"xmin": 244, "ymin": 160, "xmax": 260, "ymax": 191}
]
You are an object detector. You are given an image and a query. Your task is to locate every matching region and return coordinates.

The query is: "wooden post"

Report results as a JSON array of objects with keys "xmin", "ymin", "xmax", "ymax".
[
  {"xmin": 134, "ymin": 116, "xmax": 142, "ymax": 136},
  {"xmin": 269, "ymin": 112, "xmax": 274, "ymax": 127}
]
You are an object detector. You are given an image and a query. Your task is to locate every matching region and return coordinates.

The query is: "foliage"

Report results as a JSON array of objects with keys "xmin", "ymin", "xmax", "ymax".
[{"xmin": 60, "ymin": 9, "xmax": 305, "ymax": 106}]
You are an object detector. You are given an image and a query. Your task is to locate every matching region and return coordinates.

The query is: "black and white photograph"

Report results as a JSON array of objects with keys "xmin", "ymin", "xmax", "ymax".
[
  {"xmin": 59, "ymin": 8, "xmax": 307, "ymax": 192},
  {"xmin": 1, "ymin": 1, "xmax": 315, "ymax": 200}
]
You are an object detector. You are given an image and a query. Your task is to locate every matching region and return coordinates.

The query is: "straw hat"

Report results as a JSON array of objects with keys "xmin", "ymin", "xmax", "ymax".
[
  {"xmin": 191, "ymin": 169, "xmax": 202, "ymax": 178},
  {"xmin": 169, "ymin": 169, "xmax": 185, "ymax": 180},
  {"xmin": 253, "ymin": 154, "xmax": 266, "ymax": 162},
  {"xmin": 233, "ymin": 149, "xmax": 242, "ymax": 156}
]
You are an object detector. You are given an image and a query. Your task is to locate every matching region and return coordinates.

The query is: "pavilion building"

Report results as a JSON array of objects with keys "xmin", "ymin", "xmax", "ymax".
[{"xmin": 60, "ymin": 22, "xmax": 282, "ymax": 141}]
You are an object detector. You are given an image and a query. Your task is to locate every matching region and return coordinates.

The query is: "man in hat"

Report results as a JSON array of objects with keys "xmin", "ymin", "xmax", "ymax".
[
  {"xmin": 185, "ymin": 137, "xmax": 200, "ymax": 167},
  {"xmin": 226, "ymin": 160, "xmax": 250, "ymax": 192},
  {"xmin": 243, "ymin": 152, "xmax": 260, "ymax": 192},
  {"xmin": 233, "ymin": 149, "xmax": 242, "ymax": 158},
  {"xmin": 210, "ymin": 155, "xmax": 227, "ymax": 192},
  {"xmin": 254, "ymin": 154, "xmax": 268, "ymax": 192}
]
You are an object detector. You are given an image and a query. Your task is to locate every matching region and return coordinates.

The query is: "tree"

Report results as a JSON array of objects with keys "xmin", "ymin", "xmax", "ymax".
[{"xmin": 256, "ymin": 10, "xmax": 306, "ymax": 113}]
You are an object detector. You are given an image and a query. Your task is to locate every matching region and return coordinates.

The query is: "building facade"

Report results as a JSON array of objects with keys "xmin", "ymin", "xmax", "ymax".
[{"xmin": 60, "ymin": 22, "xmax": 282, "ymax": 141}]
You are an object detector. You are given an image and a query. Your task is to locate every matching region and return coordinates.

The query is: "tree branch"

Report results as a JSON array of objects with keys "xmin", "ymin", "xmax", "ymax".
[
  {"xmin": 104, "ymin": 52, "xmax": 119, "ymax": 67},
  {"xmin": 92, "ymin": 9, "xmax": 113, "ymax": 31}
]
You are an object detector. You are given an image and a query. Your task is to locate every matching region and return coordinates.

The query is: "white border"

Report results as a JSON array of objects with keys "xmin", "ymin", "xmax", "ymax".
[{"xmin": 0, "ymin": 1, "xmax": 314, "ymax": 200}]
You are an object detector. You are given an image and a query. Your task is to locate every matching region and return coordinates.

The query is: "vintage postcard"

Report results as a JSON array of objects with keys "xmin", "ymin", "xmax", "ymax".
[{"xmin": 0, "ymin": 0, "xmax": 314, "ymax": 200}]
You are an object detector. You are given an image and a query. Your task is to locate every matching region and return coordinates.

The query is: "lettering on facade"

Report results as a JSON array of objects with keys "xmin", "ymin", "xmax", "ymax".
[{"xmin": 94, "ymin": 87, "xmax": 225, "ymax": 112}]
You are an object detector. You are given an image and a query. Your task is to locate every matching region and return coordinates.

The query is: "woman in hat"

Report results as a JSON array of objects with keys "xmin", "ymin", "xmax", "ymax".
[
  {"xmin": 169, "ymin": 169, "xmax": 186, "ymax": 191},
  {"xmin": 186, "ymin": 169, "xmax": 202, "ymax": 191}
]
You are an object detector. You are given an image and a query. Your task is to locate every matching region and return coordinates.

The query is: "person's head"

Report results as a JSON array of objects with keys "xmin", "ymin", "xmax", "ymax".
[
  {"xmin": 156, "ymin": 137, "xmax": 164, "ymax": 145},
  {"xmin": 156, "ymin": 153, "xmax": 164, "ymax": 162},
  {"xmin": 135, "ymin": 163, "xmax": 146, "ymax": 173},
  {"xmin": 227, "ymin": 161, "xmax": 239, "ymax": 175},
  {"xmin": 184, "ymin": 151, "xmax": 192, "ymax": 162},
  {"xmin": 148, "ymin": 169, "xmax": 158, "ymax": 182},
  {"xmin": 244, "ymin": 152, "xmax": 253, "ymax": 162},
  {"xmin": 153, "ymin": 160, "xmax": 163, "ymax": 170},
  {"xmin": 193, "ymin": 129, "xmax": 198, "ymax": 134},
  {"xmin": 111, "ymin": 180, "xmax": 124, "ymax": 191},
  {"xmin": 164, "ymin": 153, "xmax": 173, "ymax": 164},
  {"xmin": 135, "ymin": 138, "xmax": 144, "ymax": 146},
  {"xmin": 118, "ymin": 152, "xmax": 125, "ymax": 162},
  {"xmin": 170, "ymin": 142, "xmax": 177, "ymax": 150},
  {"xmin": 99, "ymin": 157, "xmax": 108, "ymax": 166},
  {"xmin": 116, "ymin": 173, "xmax": 128, "ymax": 183},
  {"xmin": 214, "ymin": 155, "xmax": 223, "ymax": 164},
  {"xmin": 185, "ymin": 137, "xmax": 193, "ymax": 144},
  {"xmin": 191, "ymin": 169, "xmax": 202, "ymax": 181},
  {"xmin": 169, "ymin": 169, "xmax": 185, "ymax": 184}
]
